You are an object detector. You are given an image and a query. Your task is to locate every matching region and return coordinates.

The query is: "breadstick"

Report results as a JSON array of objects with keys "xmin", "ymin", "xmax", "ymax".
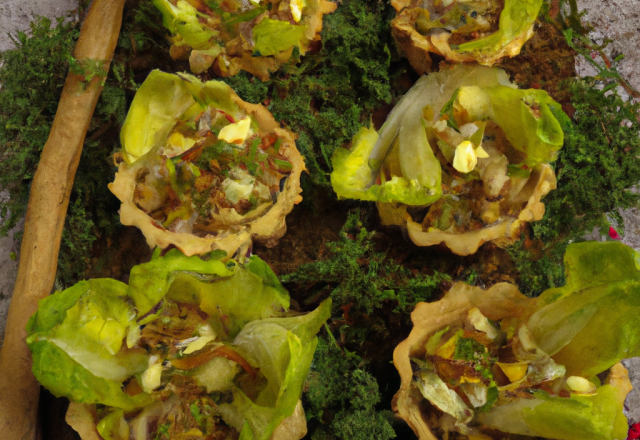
[{"xmin": 0, "ymin": 0, "xmax": 126, "ymax": 438}]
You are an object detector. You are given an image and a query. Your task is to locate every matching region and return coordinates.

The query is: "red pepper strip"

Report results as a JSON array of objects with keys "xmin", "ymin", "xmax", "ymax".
[
  {"xmin": 212, "ymin": 345, "xmax": 256, "ymax": 378},
  {"xmin": 171, "ymin": 344, "xmax": 256, "ymax": 378},
  {"xmin": 179, "ymin": 145, "xmax": 205, "ymax": 163},
  {"xmin": 218, "ymin": 110, "xmax": 236, "ymax": 124},
  {"xmin": 628, "ymin": 422, "xmax": 640, "ymax": 440}
]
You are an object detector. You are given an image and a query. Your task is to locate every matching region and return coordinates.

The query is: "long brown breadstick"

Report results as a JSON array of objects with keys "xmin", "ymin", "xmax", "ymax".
[{"xmin": 0, "ymin": 1, "xmax": 126, "ymax": 438}]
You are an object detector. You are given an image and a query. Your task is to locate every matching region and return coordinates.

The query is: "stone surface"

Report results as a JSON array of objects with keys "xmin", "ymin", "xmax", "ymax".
[
  {"xmin": 575, "ymin": 0, "xmax": 640, "ymax": 95},
  {"xmin": 0, "ymin": 0, "xmax": 78, "ymax": 52},
  {"xmin": 624, "ymin": 358, "xmax": 640, "ymax": 424},
  {"xmin": 0, "ymin": 216, "xmax": 20, "ymax": 346}
]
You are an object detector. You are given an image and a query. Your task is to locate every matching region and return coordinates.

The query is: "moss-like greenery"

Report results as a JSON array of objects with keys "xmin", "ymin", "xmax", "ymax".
[
  {"xmin": 0, "ymin": 17, "xmax": 79, "ymax": 236},
  {"xmin": 507, "ymin": 238, "xmax": 567, "ymax": 297},
  {"xmin": 224, "ymin": 0, "xmax": 394, "ymax": 184},
  {"xmin": 507, "ymin": 78, "xmax": 640, "ymax": 297},
  {"xmin": 537, "ymin": 79, "xmax": 640, "ymax": 243},
  {"xmin": 282, "ymin": 210, "xmax": 448, "ymax": 316},
  {"xmin": 0, "ymin": 2, "xmax": 168, "ymax": 287},
  {"xmin": 305, "ymin": 333, "xmax": 397, "ymax": 440}
]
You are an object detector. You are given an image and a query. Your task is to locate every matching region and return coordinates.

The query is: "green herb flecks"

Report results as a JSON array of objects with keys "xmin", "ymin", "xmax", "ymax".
[
  {"xmin": 439, "ymin": 87, "xmax": 460, "ymax": 131},
  {"xmin": 453, "ymin": 337, "xmax": 485, "ymax": 362},
  {"xmin": 155, "ymin": 422, "xmax": 171, "ymax": 440},
  {"xmin": 194, "ymin": 140, "xmax": 234, "ymax": 171},
  {"xmin": 477, "ymin": 386, "xmax": 498, "ymax": 412}
]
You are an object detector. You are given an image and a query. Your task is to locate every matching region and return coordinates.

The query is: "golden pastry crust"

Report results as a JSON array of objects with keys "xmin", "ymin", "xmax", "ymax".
[{"xmin": 109, "ymin": 85, "xmax": 305, "ymax": 257}]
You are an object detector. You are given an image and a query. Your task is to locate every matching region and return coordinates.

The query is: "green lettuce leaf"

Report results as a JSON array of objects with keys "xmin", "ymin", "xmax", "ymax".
[
  {"xmin": 128, "ymin": 247, "xmax": 235, "ymax": 318},
  {"xmin": 331, "ymin": 126, "xmax": 440, "ymax": 205},
  {"xmin": 455, "ymin": 0, "xmax": 543, "ymax": 57},
  {"xmin": 252, "ymin": 18, "xmax": 306, "ymax": 57},
  {"xmin": 528, "ymin": 242, "xmax": 640, "ymax": 377},
  {"xmin": 152, "ymin": 0, "xmax": 218, "ymax": 50},
  {"xmin": 166, "ymin": 256, "xmax": 290, "ymax": 340},
  {"xmin": 120, "ymin": 70, "xmax": 196, "ymax": 163},
  {"xmin": 472, "ymin": 85, "xmax": 565, "ymax": 165},
  {"xmin": 332, "ymin": 64, "xmax": 559, "ymax": 205},
  {"xmin": 27, "ymin": 279, "xmax": 150, "ymax": 410},
  {"xmin": 120, "ymin": 70, "xmax": 242, "ymax": 164},
  {"xmin": 28, "ymin": 250, "xmax": 325, "ymax": 439},
  {"xmin": 29, "ymin": 340, "xmax": 151, "ymax": 410},
  {"xmin": 477, "ymin": 386, "xmax": 627, "ymax": 440},
  {"xmin": 218, "ymin": 299, "xmax": 331, "ymax": 440},
  {"xmin": 178, "ymin": 72, "xmax": 243, "ymax": 118}
]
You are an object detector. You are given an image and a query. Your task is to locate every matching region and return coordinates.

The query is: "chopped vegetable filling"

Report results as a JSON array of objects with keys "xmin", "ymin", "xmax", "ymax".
[
  {"xmin": 153, "ymin": 0, "xmax": 336, "ymax": 78},
  {"xmin": 331, "ymin": 65, "xmax": 563, "ymax": 254},
  {"xmin": 132, "ymin": 107, "xmax": 293, "ymax": 237}
]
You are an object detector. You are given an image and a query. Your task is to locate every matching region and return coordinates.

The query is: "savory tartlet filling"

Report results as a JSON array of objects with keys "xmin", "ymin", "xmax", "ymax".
[
  {"xmin": 110, "ymin": 71, "xmax": 304, "ymax": 257},
  {"xmin": 112, "ymin": 299, "xmax": 262, "ymax": 440},
  {"xmin": 414, "ymin": 0, "xmax": 504, "ymax": 46},
  {"xmin": 413, "ymin": 307, "xmax": 563, "ymax": 427},
  {"xmin": 394, "ymin": 243, "xmax": 640, "ymax": 440},
  {"xmin": 131, "ymin": 106, "xmax": 293, "ymax": 238},
  {"xmin": 411, "ymin": 305, "xmax": 627, "ymax": 440},
  {"xmin": 405, "ymin": 113, "xmax": 537, "ymax": 235},
  {"xmin": 154, "ymin": 0, "xmax": 337, "ymax": 78},
  {"xmin": 331, "ymin": 65, "xmax": 562, "ymax": 255},
  {"xmin": 390, "ymin": 0, "xmax": 542, "ymax": 71}
]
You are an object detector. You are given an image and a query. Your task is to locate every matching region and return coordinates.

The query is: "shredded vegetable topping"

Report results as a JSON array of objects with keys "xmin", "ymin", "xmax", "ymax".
[
  {"xmin": 331, "ymin": 65, "xmax": 563, "ymax": 255},
  {"xmin": 153, "ymin": 0, "xmax": 337, "ymax": 79},
  {"xmin": 394, "ymin": 242, "xmax": 640, "ymax": 440},
  {"xmin": 390, "ymin": 0, "xmax": 542, "ymax": 72},
  {"xmin": 27, "ymin": 249, "xmax": 330, "ymax": 440},
  {"xmin": 132, "ymin": 106, "xmax": 294, "ymax": 236},
  {"xmin": 110, "ymin": 71, "xmax": 304, "ymax": 257}
]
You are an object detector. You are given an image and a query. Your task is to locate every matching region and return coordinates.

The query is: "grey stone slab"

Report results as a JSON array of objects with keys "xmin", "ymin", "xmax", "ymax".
[
  {"xmin": 623, "ymin": 358, "xmax": 640, "ymax": 424},
  {"xmin": 0, "ymin": 218, "xmax": 19, "ymax": 348},
  {"xmin": 0, "ymin": 0, "xmax": 79, "ymax": 52}
]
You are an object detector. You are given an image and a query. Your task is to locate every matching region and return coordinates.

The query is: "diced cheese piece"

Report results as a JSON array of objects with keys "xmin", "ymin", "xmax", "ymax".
[
  {"xmin": 290, "ymin": 0, "xmax": 306, "ymax": 22},
  {"xmin": 167, "ymin": 131, "xmax": 196, "ymax": 152},
  {"xmin": 496, "ymin": 362, "xmax": 529, "ymax": 383},
  {"xmin": 468, "ymin": 307, "xmax": 500, "ymax": 340},
  {"xmin": 566, "ymin": 376, "xmax": 597, "ymax": 395},
  {"xmin": 140, "ymin": 363, "xmax": 163, "ymax": 394},
  {"xmin": 453, "ymin": 141, "xmax": 477, "ymax": 173},
  {"xmin": 218, "ymin": 117, "xmax": 251, "ymax": 144},
  {"xmin": 434, "ymin": 120, "xmax": 448, "ymax": 132}
]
